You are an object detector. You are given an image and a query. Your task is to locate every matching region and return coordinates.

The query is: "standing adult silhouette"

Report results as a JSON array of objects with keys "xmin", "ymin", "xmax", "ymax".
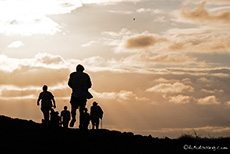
[
  {"xmin": 68, "ymin": 64, "xmax": 93, "ymax": 128},
  {"xmin": 90, "ymin": 102, "xmax": 103, "ymax": 129},
  {"xmin": 37, "ymin": 85, "xmax": 56, "ymax": 125}
]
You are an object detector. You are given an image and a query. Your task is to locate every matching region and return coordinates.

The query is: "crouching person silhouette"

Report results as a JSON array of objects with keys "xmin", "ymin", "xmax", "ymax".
[
  {"xmin": 68, "ymin": 64, "xmax": 93, "ymax": 128},
  {"xmin": 90, "ymin": 102, "xmax": 103, "ymax": 129},
  {"xmin": 37, "ymin": 85, "xmax": 56, "ymax": 125},
  {"xmin": 61, "ymin": 106, "xmax": 71, "ymax": 128}
]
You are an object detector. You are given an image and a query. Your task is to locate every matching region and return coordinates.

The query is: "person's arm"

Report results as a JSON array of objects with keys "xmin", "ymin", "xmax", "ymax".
[
  {"xmin": 99, "ymin": 106, "xmax": 103, "ymax": 118},
  {"xmin": 52, "ymin": 97, "xmax": 56, "ymax": 108},
  {"xmin": 37, "ymin": 98, "xmax": 40, "ymax": 106},
  {"xmin": 100, "ymin": 107, "xmax": 103, "ymax": 115},
  {"xmin": 68, "ymin": 73, "xmax": 73, "ymax": 89},
  {"xmin": 87, "ymin": 74, "xmax": 92, "ymax": 89},
  {"xmin": 37, "ymin": 94, "xmax": 41, "ymax": 106},
  {"xmin": 50, "ymin": 92, "xmax": 56, "ymax": 108}
]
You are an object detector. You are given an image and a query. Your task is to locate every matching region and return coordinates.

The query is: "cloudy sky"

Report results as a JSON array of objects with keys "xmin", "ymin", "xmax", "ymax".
[{"xmin": 0, "ymin": 0, "xmax": 230, "ymax": 138}]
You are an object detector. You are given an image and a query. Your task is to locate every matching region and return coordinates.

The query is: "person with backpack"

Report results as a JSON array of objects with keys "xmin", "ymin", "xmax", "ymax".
[
  {"xmin": 68, "ymin": 64, "xmax": 93, "ymax": 128},
  {"xmin": 90, "ymin": 102, "xmax": 103, "ymax": 129},
  {"xmin": 61, "ymin": 106, "xmax": 71, "ymax": 128},
  {"xmin": 37, "ymin": 85, "xmax": 56, "ymax": 125}
]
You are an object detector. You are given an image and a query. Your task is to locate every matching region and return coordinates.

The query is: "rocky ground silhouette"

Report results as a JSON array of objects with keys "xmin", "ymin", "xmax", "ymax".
[{"xmin": 0, "ymin": 115, "xmax": 229, "ymax": 154}]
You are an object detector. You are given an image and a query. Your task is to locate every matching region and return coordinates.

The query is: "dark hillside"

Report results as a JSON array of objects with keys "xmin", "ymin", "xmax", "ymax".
[{"xmin": 0, "ymin": 115, "xmax": 229, "ymax": 154}]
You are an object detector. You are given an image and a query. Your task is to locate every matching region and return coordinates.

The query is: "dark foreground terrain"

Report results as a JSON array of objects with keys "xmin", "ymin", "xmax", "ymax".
[{"xmin": 0, "ymin": 115, "xmax": 229, "ymax": 154}]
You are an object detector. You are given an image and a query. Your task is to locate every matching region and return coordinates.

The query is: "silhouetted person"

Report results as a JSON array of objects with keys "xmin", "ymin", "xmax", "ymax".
[
  {"xmin": 37, "ymin": 85, "xmax": 56, "ymax": 125},
  {"xmin": 90, "ymin": 102, "xmax": 103, "ymax": 129},
  {"xmin": 61, "ymin": 106, "xmax": 71, "ymax": 128},
  {"xmin": 50, "ymin": 109, "xmax": 60, "ymax": 127},
  {"xmin": 82, "ymin": 108, "xmax": 90, "ymax": 130},
  {"xmin": 68, "ymin": 64, "xmax": 93, "ymax": 128}
]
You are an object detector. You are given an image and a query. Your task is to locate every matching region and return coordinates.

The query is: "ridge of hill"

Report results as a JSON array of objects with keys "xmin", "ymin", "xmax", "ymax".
[{"xmin": 0, "ymin": 115, "xmax": 229, "ymax": 153}]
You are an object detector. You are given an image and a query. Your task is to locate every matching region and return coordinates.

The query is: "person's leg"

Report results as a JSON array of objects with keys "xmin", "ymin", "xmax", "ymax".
[
  {"xmin": 70, "ymin": 95, "xmax": 78, "ymax": 120},
  {"xmin": 79, "ymin": 99, "xmax": 86, "ymax": 129},
  {"xmin": 96, "ymin": 118, "xmax": 99, "ymax": 129},
  {"xmin": 91, "ymin": 116, "xmax": 96, "ymax": 129},
  {"xmin": 79, "ymin": 106, "xmax": 84, "ymax": 129},
  {"xmin": 70, "ymin": 96, "xmax": 78, "ymax": 127},
  {"xmin": 92, "ymin": 123, "xmax": 95, "ymax": 129},
  {"xmin": 91, "ymin": 117, "xmax": 94, "ymax": 129},
  {"xmin": 70, "ymin": 104, "xmax": 77, "ymax": 127},
  {"xmin": 71, "ymin": 104, "xmax": 77, "ymax": 120},
  {"xmin": 42, "ymin": 108, "xmax": 49, "ymax": 124},
  {"xmin": 63, "ymin": 121, "xmax": 68, "ymax": 128}
]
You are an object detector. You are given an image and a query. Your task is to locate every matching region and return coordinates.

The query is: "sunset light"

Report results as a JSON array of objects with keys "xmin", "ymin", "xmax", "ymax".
[{"xmin": 0, "ymin": 0, "xmax": 230, "ymax": 139}]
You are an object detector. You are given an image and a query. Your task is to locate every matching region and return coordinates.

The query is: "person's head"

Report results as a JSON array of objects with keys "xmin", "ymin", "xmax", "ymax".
[
  {"xmin": 64, "ymin": 106, "xmax": 67, "ymax": 110},
  {"xmin": 43, "ymin": 85, "xmax": 48, "ymax": 91},
  {"xmin": 93, "ymin": 102, "xmax": 98, "ymax": 106},
  {"xmin": 84, "ymin": 108, "xmax": 88, "ymax": 112},
  {"xmin": 76, "ymin": 64, "xmax": 85, "ymax": 72}
]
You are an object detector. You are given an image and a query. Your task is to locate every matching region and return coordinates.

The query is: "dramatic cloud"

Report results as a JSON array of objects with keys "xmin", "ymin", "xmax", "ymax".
[
  {"xmin": 146, "ymin": 82, "xmax": 194, "ymax": 94},
  {"xmin": 0, "ymin": 65, "xmax": 70, "ymax": 87},
  {"xmin": 105, "ymin": 28, "xmax": 230, "ymax": 55},
  {"xmin": 0, "ymin": 0, "xmax": 82, "ymax": 35},
  {"xmin": 125, "ymin": 35, "xmax": 157, "ymax": 49},
  {"xmin": 140, "ymin": 53, "xmax": 200, "ymax": 64},
  {"xmin": 125, "ymin": 34, "xmax": 167, "ymax": 49},
  {"xmin": 0, "ymin": 53, "xmax": 70, "ymax": 87},
  {"xmin": 180, "ymin": 2, "xmax": 230, "ymax": 25},
  {"xmin": 0, "ymin": 84, "xmax": 71, "ymax": 100},
  {"xmin": 0, "ymin": 86, "xmax": 38, "ymax": 98},
  {"xmin": 92, "ymin": 90, "xmax": 134, "ymax": 102},
  {"xmin": 0, "ymin": 0, "xmax": 144, "ymax": 35},
  {"xmin": 35, "ymin": 53, "xmax": 65, "ymax": 65},
  {"xmin": 169, "ymin": 95, "xmax": 191, "ymax": 104},
  {"xmin": 197, "ymin": 95, "xmax": 220, "ymax": 105},
  {"xmin": 168, "ymin": 35, "xmax": 230, "ymax": 54},
  {"xmin": 167, "ymin": 1, "xmax": 230, "ymax": 55},
  {"xmin": 0, "ymin": 53, "xmax": 67, "ymax": 72},
  {"xmin": 5, "ymin": 53, "xmax": 227, "ymax": 106},
  {"xmin": 201, "ymin": 89, "xmax": 224, "ymax": 94},
  {"xmin": 197, "ymin": 77, "xmax": 211, "ymax": 83}
]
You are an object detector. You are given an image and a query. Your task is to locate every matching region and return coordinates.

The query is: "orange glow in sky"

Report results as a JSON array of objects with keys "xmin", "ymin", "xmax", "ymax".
[{"xmin": 0, "ymin": 0, "xmax": 230, "ymax": 138}]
